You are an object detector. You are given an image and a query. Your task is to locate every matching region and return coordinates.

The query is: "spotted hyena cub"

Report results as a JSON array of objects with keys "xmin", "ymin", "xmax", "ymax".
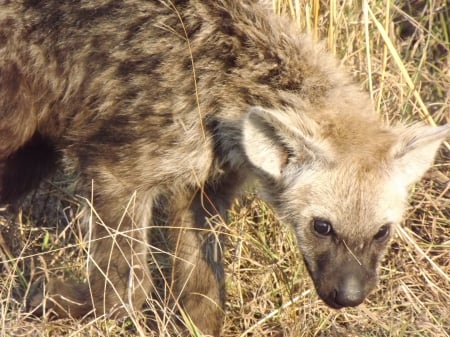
[{"xmin": 1, "ymin": 0, "xmax": 449, "ymax": 336}]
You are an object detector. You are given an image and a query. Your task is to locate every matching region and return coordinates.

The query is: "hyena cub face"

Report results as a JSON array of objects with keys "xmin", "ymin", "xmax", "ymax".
[
  {"xmin": 281, "ymin": 166, "xmax": 406, "ymax": 308},
  {"xmin": 243, "ymin": 106, "xmax": 450, "ymax": 308}
]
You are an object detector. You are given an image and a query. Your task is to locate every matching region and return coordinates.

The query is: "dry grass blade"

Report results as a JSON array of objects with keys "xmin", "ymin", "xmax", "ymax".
[{"xmin": 367, "ymin": 4, "xmax": 442, "ymax": 129}]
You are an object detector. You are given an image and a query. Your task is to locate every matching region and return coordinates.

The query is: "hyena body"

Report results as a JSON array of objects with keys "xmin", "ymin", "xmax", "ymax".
[{"xmin": 1, "ymin": 1, "xmax": 449, "ymax": 336}]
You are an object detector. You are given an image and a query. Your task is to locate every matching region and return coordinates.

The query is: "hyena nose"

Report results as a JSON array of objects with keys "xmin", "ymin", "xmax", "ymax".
[{"xmin": 334, "ymin": 275, "xmax": 365, "ymax": 307}]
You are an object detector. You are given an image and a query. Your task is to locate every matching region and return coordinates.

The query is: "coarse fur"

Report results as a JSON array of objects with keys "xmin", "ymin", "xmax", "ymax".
[{"xmin": 1, "ymin": 0, "xmax": 449, "ymax": 336}]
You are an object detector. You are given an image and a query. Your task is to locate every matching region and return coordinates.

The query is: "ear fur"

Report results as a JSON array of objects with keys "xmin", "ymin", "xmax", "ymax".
[
  {"xmin": 241, "ymin": 106, "xmax": 330, "ymax": 178},
  {"xmin": 392, "ymin": 124, "xmax": 450, "ymax": 186}
]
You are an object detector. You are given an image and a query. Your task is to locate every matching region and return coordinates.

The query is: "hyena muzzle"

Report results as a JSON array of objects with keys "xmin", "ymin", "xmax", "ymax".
[{"xmin": 1, "ymin": 0, "xmax": 449, "ymax": 336}]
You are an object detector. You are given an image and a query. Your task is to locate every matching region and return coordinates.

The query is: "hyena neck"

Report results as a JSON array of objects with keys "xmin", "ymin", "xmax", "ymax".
[
  {"xmin": 199, "ymin": 1, "xmax": 361, "ymax": 107},
  {"xmin": 199, "ymin": 1, "xmax": 387, "ymax": 175}
]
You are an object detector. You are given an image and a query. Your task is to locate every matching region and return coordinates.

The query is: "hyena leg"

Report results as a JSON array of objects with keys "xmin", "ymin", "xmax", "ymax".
[
  {"xmin": 86, "ymin": 196, "xmax": 153, "ymax": 318},
  {"xmin": 170, "ymin": 176, "xmax": 242, "ymax": 336},
  {"xmin": 29, "ymin": 190, "xmax": 153, "ymax": 318}
]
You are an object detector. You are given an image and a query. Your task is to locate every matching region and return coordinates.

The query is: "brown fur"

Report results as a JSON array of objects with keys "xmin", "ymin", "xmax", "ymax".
[{"xmin": 1, "ymin": 1, "xmax": 449, "ymax": 336}]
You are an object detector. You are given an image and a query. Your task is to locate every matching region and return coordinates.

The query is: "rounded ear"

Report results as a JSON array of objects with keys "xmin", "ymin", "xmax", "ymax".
[
  {"xmin": 241, "ymin": 106, "xmax": 332, "ymax": 178},
  {"xmin": 391, "ymin": 124, "xmax": 450, "ymax": 186}
]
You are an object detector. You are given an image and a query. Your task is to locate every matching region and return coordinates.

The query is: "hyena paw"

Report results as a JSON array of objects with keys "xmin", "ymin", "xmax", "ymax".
[
  {"xmin": 27, "ymin": 276, "xmax": 92, "ymax": 318},
  {"xmin": 26, "ymin": 276, "xmax": 45, "ymax": 316}
]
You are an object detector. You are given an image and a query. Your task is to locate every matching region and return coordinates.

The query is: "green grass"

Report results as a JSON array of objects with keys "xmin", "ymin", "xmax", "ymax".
[{"xmin": 1, "ymin": 1, "xmax": 449, "ymax": 336}]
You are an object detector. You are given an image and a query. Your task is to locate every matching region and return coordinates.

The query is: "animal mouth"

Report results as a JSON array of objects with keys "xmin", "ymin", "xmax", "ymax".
[
  {"xmin": 321, "ymin": 288, "xmax": 364, "ymax": 309},
  {"xmin": 323, "ymin": 290, "xmax": 345, "ymax": 309},
  {"xmin": 316, "ymin": 280, "xmax": 369, "ymax": 309}
]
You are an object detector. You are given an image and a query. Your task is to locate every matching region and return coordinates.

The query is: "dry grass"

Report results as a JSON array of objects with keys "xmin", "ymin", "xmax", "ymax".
[{"xmin": 1, "ymin": 0, "xmax": 449, "ymax": 336}]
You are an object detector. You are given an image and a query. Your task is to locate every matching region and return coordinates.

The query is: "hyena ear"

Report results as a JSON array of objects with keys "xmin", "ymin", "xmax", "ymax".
[
  {"xmin": 392, "ymin": 124, "xmax": 450, "ymax": 186},
  {"xmin": 242, "ymin": 106, "xmax": 330, "ymax": 178}
]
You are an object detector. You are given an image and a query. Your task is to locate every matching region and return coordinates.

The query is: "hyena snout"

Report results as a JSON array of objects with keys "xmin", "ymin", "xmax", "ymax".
[
  {"xmin": 330, "ymin": 274, "xmax": 369, "ymax": 308},
  {"xmin": 313, "ymin": 260, "xmax": 377, "ymax": 309}
]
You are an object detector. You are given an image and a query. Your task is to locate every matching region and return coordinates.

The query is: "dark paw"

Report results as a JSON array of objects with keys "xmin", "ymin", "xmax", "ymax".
[
  {"xmin": 26, "ymin": 276, "xmax": 92, "ymax": 318},
  {"xmin": 26, "ymin": 276, "xmax": 45, "ymax": 316}
]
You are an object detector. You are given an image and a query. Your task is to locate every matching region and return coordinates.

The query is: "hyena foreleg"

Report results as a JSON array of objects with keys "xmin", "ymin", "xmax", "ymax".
[
  {"xmin": 29, "ymin": 185, "xmax": 154, "ymax": 319},
  {"xmin": 86, "ymin": 194, "xmax": 153, "ymax": 318},
  {"xmin": 169, "ymin": 173, "xmax": 243, "ymax": 336}
]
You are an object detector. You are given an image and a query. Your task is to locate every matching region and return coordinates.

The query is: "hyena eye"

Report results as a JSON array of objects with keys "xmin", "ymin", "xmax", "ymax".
[
  {"xmin": 313, "ymin": 219, "xmax": 333, "ymax": 237},
  {"xmin": 373, "ymin": 224, "xmax": 390, "ymax": 241}
]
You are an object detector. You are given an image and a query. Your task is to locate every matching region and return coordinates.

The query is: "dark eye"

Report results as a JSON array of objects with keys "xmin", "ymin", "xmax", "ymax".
[
  {"xmin": 313, "ymin": 219, "xmax": 333, "ymax": 237},
  {"xmin": 374, "ymin": 224, "xmax": 390, "ymax": 241}
]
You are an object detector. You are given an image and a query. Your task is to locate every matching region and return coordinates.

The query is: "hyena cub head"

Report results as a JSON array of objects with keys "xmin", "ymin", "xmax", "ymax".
[{"xmin": 242, "ymin": 106, "xmax": 450, "ymax": 309}]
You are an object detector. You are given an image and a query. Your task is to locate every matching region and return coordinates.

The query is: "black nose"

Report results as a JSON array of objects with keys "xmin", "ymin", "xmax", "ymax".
[{"xmin": 333, "ymin": 275, "xmax": 365, "ymax": 307}]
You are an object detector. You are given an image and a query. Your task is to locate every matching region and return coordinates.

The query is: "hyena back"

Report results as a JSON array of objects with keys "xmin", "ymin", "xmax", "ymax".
[{"xmin": 1, "ymin": 1, "xmax": 449, "ymax": 336}]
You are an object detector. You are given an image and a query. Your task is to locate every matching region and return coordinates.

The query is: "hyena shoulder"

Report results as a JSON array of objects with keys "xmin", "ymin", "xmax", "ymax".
[{"xmin": 0, "ymin": 0, "xmax": 364, "ymax": 197}]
